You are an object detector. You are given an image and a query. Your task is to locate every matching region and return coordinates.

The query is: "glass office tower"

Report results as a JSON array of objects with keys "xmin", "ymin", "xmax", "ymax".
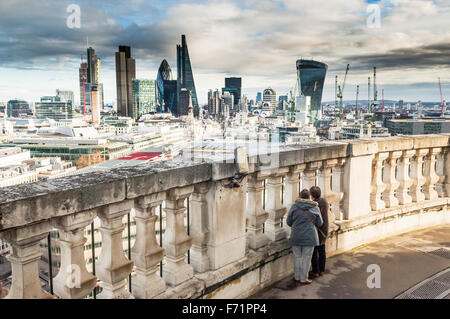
[
  {"xmin": 177, "ymin": 35, "xmax": 199, "ymax": 117},
  {"xmin": 222, "ymin": 77, "xmax": 242, "ymax": 106},
  {"xmin": 156, "ymin": 59, "xmax": 176, "ymax": 113},
  {"xmin": 132, "ymin": 79, "xmax": 157, "ymax": 118},
  {"xmin": 296, "ymin": 59, "xmax": 327, "ymax": 119}
]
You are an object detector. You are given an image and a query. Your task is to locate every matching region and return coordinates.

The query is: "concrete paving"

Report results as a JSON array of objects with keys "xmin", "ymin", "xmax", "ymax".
[{"xmin": 251, "ymin": 224, "xmax": 450, "ymax": 299}]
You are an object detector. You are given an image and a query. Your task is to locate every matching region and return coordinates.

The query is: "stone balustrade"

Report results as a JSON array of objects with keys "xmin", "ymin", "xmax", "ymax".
[{"xmin": 1, "ymin": 135, "xmax": 450, "ymax": 299}]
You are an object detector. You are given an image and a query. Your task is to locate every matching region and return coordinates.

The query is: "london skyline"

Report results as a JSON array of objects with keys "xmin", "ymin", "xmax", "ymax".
[{"xmin": 0, "ymin": 0, "xmax": 449, "ymax": 105}]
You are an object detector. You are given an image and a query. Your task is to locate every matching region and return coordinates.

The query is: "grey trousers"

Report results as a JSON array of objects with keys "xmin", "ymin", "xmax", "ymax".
[{"xmin": 292, "ymin": 245, "xmax": 314, "ymax": 282}]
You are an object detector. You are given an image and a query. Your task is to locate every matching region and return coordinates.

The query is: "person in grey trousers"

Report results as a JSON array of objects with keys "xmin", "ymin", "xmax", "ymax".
[{"xmin": 286, "ymin": 188, "xmax": 323, "ymax": 286}]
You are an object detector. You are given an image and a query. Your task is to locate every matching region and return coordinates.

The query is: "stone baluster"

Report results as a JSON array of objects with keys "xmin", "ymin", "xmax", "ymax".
[
  {"xmin": 163, "ymin": 186, "xmax": 194, "ymax": 286},
  {"xmin": 318, "ymin": 159, "xmax": 339, "ymax": 222},
  {"xmin": 52, "ymin": 210, "xmax": 97, "ymax": 299},
  {"xmin": 284, "ymin": 164, "xmax": 305, "ymax": 211},
  {"xmin": 246, "ymin": 174, "xmax": 269, "ymax": 249},
  {"xmin": 302, "ymin": 162, "xmax": 321, "ymax": 190},
  {"xmin": 331, "ymin": 158, "xmax": 346, "ymax": 220},
  {"xmin": 265, "ymin": 168, "xmax": 289, "ymax": 242},
  {"xmin": 397, "ymin": 150, "xmax": 415, "ymax": 205},
  {"xmin": 131, "ymin": 192, "xmax": 166, "ymax": 299},
  {"xmin": 435, "ymin": 149, "xmax": 446, "ymax": 197},
  {"xmin": 0, "ymin": 221, "xmax": 53, "ymax": 299},
  {"xmin": 190, "ymin": 182, "xmax": 211, "ymax": 272},
  {"xmin": 410, "ymin": 149, "xmax": 428, "ymax": 203},
  {"xmin": 370, "ymin": 152, "xmax": 389, "ymax": 211},
  {"xmin": 96, "ymin": 200, "xmax": 134, "ymax": 299},
  {"xmin": 283, "ymin": 165, "xmax": 305, "ymax": 236},
  {"xmin": 423, "ymin": 148, "xmax": 441, "ymax": 200},
  {"xmin": 382, "ymin": 151, "xmax": 402, "ymax": 208}
]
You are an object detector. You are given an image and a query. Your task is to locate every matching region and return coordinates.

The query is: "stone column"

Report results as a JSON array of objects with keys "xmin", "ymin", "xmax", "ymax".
[
  {"xmin": 0, "ymin": 221, "xmax": 53, "ymax": 299},
  {"xmin": 382, "ymin": 151, "xmax": 402, "ymax": 208},
  {"xmin": 131, "ymin": 192, "xmax": 166, "ymax": 299},
  {"xmin": 96, "ymin": 200, "xmax": 134, "ymax": 299},
  {"xmin": 190, "ymin": 182, "xmax": 211, "ymax": 272},
  {"xmin": 397, "ymin": 150, "xmax": 415, "ymax": 205},
  {"xmin": 370, "ymin": 152, "xmax": 389, "ymax": 211},
  {"xmin": 318, "ymin": 159, "xmax": 339, "ymax": 222},
  {"xmin": 410, "ymin": 149, "xmax": 428, "ymax": 203},
  {"xmin": 436, "ymin": 149, "xmax": 446, "ymax": 197},
  {"xmin": 246, "ymin": 173, "xmax": 269, "ymax": 250},
  {"xmin": 284, "ymin": 164, "xmax": 305, "ymax": 236},
  {"xmin": 163, "ymin": 186, "xmax": 194, "ymax": 286},
  {"xmin": 423, "ymin": 148, "xmax": 441, "ymax": 200},
  {"xmin": 302, "ymin": 162, "xmax": 320, "ymax": 190},
  {"xmin": 52, "ymin": 210, "xmax": 97, "ymax": 299},
  {"xmin": 265, "ymin": 167, "xmax": 289, "ymax": 242},
  {"xmin": 330, "ymin": 158, "xmax": 346, "ymax": 220},
  {"xmin": 284, "ymin": 164, "xmax": 305, "ymax": 211},
  {"xmin": 443, "ymin": 148, "xmax": 450, "ymax": 196}
]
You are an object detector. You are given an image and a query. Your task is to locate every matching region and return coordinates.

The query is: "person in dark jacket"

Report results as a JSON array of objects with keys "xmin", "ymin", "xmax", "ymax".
[
  {"xmin": 286, "ymin": 189, "xmax": 323, "ymax": 285},
  {"xmin": 309, "ymin": 186, "xmax": 329, "ymax": 278}
]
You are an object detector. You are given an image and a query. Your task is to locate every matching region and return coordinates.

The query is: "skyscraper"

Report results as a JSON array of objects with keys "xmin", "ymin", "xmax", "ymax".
[
  {"xmin": 208, "ymin": 89, "xmax": 221, "ymax": 117},
  {"xmin": 116, "ymin": 45, "xmax": 136, "ymax": 118},
  {"xmin": 256, "ymin": 92, "xmax": 262, "ymax": 103},
  {"xmin": 222, "ymin": 77, "xmax": 242, "ymax": 107},
  {"xmin": 132, "ymin": 79, "xmax": 157, "ymax": 119},
  {"xmin": 263, "ymin": 87, "xmax": 277, "ymax": 113},
  {"xmin": 178, "ymin": 88, "xmax": 191, "ymax": 116},
  {"xmin": 80, "ymin": 47, "xmax": 104, "ymax": 111},
  {"xmin": 177, "ymin": 35, "xmax": 199, "ymax": 117},
  {"xmin": 156, "ymin": 59, "xmax": 177, "ymax": 113},
  {"xmin": 296, "ymin": 59, "xmax": 327, "ymax": 120}
]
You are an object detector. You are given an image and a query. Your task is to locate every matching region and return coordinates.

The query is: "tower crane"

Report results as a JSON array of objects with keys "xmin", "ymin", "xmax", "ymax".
[
  {"xmin": 356, "ymin": 85, "xmax": 359, "ymax": 120},
  {"xmin": 439, "ymin": 78, "xmax": 445, "ymax": 118},
  {"xmin": 288, "ymin": 68, "xmax": 300, "ymax": 122},
  {"xmin": 336, "ymin": 64, "xmax": 350, "ymax": 120}
]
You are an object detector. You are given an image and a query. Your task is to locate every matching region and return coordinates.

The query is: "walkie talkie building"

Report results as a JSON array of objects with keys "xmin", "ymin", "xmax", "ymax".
[
  {"xmin": 177, "ymin": 35, "xmax": 199, "ymax": 117},
  {"xmin": 296, "ymin": 59, "xmax": 327, "ymax": 117}
]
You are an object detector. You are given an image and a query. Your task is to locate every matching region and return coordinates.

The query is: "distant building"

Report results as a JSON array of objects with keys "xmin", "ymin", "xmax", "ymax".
[
  {"xmin": 56, "ymin": 90, "xmax": 74, "ymax": 104},
  {"xmin": 79, "ymin": 47, "xmax": 104, "ymax": 111},
  {"xmin": 6, "ymin": 100, "xmax": 32, "ymax": 117},
  {"xmin": 178, "ymin": 88, "xmax": 191, "ymax": 116},
  {"xmin": 132, "ymin": 79, "xmax": 157, "ymax": 119},
  {"xmin": 221, "ymin": 91, "xmax": 233, "ymax": 118},
  {"xmin": 208, "ymin": 89, "xmax": 221, "ymax": 117},
  {"xmin": 222, "ymin": 77, "xmax": 241, "ymax": 107},
  {"xmin": 156, "ymin": 60, "xmax": 177, "ymax": 114},
  {"xmin": 263, "ymin": 88, "xmax": 277, "ymax": 113},
  {"xmin": 256, "ymin": 92, "xmax": 262, "ymax": 103},
  {"xmin": 296, "ymin": 59, "xmax": 327, "ymax": 121},
  {"xmin": 386, "ymin": 119, "xmax": 450, "ymax": 135},
  {"xmin": 115, "ymin": 45, "xmax": 136, "ymax": 118},
  {"xmin": 35, "ymin": 95, "xmax": 72, "ymax": 120},
  {"xmin": 278, "ymin": 95, "xmax": 288, "ymax": 110},
  {"xmin": 177, "ymin": 35, "xmax": 199, "ymax": 117}
]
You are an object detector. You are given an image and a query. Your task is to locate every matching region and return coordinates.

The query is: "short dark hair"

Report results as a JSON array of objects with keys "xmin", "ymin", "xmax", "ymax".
[
  {"xmin": 310, "ymin": 186, "xmax": 321, "ymax": 199},
  {"xmin": 300, "ymin": 189, "xmax": 310, "ymax": 199}
]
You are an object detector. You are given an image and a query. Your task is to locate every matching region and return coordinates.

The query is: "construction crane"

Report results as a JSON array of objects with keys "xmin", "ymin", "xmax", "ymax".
[
  {"xmin": 288, "ymin": 68, "xmax": 300, "ymax": 122},
  {"xmin": 336, "ymin": 64, "xmax": 350, "ymax": 120},
  {"xmin": 356, "ymin": 85, "xmax": 359, "ymax": 120},
  {"xmin": 335, "ymin": 75, "xmax": 338, "ymax": 111},
  {"xmin": 439, "ymin": 77, "xmax": 445, "ymax": 118},
  {"xmin": 382, "ymin": 89, "xmax": 385, "ymax": 111},
  {"xmin": 372, "ymin": 67, "xmax": 379, "ymax": 111}
]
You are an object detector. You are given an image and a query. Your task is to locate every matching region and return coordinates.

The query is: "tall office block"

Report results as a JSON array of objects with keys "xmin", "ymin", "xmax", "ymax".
[
  {"xmin": 157, "ymin": 60, "xmax": 177, "ymax": 114},
  {"xmin": 132, "ymin": 79, "xmax": 157, "ymax": 118},
  {"xmin": 91, "ymin": 85, "xmax": 100, "ymax": 124},
  {"xmin": 35, "ymin": 96, "xmax": 72, "ymax": 120},
  {"xmin": 177, "ymin": 35, "xmax": 199, "ymax": 117},
  {"xmin": 80, "ymin": 47, "xmax": 104, "ymax": 111},
  {"xmin": 178, "ymin": 88, "xmax": 192, "ymax": 116},
  {"xmin": 296, "ymin": 59, "xmax": 327, "ymax": 120},
  {"xmin": 222, "ymin": 77, "xmax": 241, "ymax": 106},
  {"xmin": 116, "ymin": 45, "xmax": 136, "ymax": 118},
  {"xmin": 263, "ymin": 87, "xmax": 277, "ymax": 112}
]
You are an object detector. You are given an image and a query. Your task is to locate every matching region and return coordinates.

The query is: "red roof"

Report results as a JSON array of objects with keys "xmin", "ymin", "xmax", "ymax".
[{"xmin": 118, "ymin": 152, "xmax": 162, "ymax": 161}]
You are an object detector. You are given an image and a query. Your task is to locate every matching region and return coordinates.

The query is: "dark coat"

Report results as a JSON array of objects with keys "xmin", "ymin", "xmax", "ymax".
[
  {"xmin": 314, "ymin": 197, "xmax": 329, "ymax": 245},
  {"xmin": 286, "ymin": 198, "xmax": 323, "ymax": 246}
]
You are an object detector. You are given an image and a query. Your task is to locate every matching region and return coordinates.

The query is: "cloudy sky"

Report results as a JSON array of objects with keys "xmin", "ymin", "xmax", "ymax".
[{"xmin": 0, "ymin": 0, "xmax": 449, "ymax": 106}]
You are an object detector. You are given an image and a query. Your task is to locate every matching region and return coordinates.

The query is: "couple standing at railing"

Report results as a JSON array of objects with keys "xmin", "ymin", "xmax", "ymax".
[{"xmin": 286, "ymin": 186, "xmax": 329, "ymax": 286}]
